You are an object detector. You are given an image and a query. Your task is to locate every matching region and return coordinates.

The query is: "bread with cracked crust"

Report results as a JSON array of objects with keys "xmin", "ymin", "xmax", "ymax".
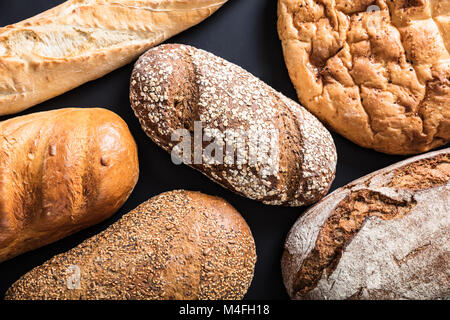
[
  {"xmin": 0, "ymin": 108, "xmax": 139, "ymax": 263},
  {"xmin": 278, "ymin": 0, "xmax": 450, "ymax": 155},
  {"xmin": 130, "ymin": 44, "xmax": 337, "ymax": 207},
  {"xmin": 282, "ymin": 148, "xmax": 450, "ymax": 300},
  {"xmin": 5, "ymin": 190, "xmax": 256, "ymax": 300},
  {"xmin": 0, "ymin": 0, "xmax": 227, "ymax": 116}
]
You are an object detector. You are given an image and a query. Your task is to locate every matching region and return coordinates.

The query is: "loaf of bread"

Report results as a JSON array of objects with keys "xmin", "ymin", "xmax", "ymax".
[
  {"xmin": 282, "ymin": 148, "xmax": 450, "ymax": 300},
  {"xmin": 0, "ymin": 108, "xmax": 139, "ymax": 263},
  {"xmin": 5, "ymin": 190, "xmax": 256, "ymax": 300},
  {"xmin": 278, "ymin": 0, "xmax": 450, "ymax": 155},
  {"xmin": 130, "ymin": 44, "xmax": 337, "ymax": 207},
  {"xmin": 0, "ymin": 0, "xmax": 227, "ymax": 116}
]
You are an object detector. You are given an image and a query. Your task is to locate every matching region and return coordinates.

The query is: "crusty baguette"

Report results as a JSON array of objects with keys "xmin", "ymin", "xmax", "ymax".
[
  {"xmin": 130, "ymin": 44, "xmax": 337, "ymax": 207},
  {"xmin": 5, "ymin": 190, "xmax": 256, "ymax": 300},
  {"xmin": 282, "ymin": 148, "xmax": 450, "ymax": 300},
  {"xmin": 0, "ymin": 108, "xmax": 139, "ymax": 263},
  {"xmin": 0, "ymin": 0, "xmax": 227, "ymax": 116}
]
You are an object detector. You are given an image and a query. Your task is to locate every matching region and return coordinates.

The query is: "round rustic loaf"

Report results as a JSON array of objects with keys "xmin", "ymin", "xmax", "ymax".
[
  {"xmin": 0, "ymin": 108, "xmax": 139, "ymax": 263},
  {"xmin": 5, "ymin": 190, "xmax": 256, "ymax": 300},
  {"xmin": 278, "ymin": 0, "xmax": 450, "ymax": 155},
  {"xmin": 282, "ymin": 148, "xmax": 450, "ymax": 300},
  {"xmin": 130, "ymin": 44, "xmax": 337, "ymax": 207}
]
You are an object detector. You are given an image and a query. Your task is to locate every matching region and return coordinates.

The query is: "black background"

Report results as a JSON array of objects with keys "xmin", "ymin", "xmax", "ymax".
[{"xmin": 0, "ymin": 0, "xmax": 446, "ymax": 301}]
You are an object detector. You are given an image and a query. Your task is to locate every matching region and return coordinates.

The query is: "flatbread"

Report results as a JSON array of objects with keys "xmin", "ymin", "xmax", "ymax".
[{"xmin": 278, "ymin": 0, "xmax": 450, "ymax": 154}]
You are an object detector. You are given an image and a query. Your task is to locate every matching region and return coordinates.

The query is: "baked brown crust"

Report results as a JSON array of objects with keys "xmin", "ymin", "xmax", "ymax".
[
  {"xmin": 0, "ymin": 108, "xmax": 139, "ymax": 263},
  {"xmin": 130, "ymin": 44, "xmax": 337, "ymax": 206},
  {"xmin": 278, "ymin": 0, "xmax": 450, "ymax": 155},
  {"xmin": 0, "ymin": 0, "xmax": 227, "ymax": 116},
  {"xmin": 5, "ymin": 190, "xmax": 257, "ymax": 300},
  {"xmin": 282, "ymin": 148, "xmax": 450, "ymax": 300}
]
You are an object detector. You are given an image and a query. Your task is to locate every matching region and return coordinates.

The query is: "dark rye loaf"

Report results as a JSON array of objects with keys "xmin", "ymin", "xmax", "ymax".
[
  {"xmin": 282, "ymin": 148, "xmax": 450, "ymax": 300},
  {"xmin": 130, "ymin": 44, "xmax": 337, "ymax": 207},
  {"xmin": 5, "ymin": 191, "xmax": 256, "ymax": 300}
]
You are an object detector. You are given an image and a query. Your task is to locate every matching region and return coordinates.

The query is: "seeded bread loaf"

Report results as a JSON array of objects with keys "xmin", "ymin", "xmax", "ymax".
[
  {"xmin": 130, "ymin": 44, "xmax": 337, "ymax": 207},
  {"xmin": 0, "ymin": 108, "xmax": 139, "ymax": 263},
  {"xmin": 5, "ymin": 190, "xmax": 256, "ymax": 300},
  {"xmin": 0, "ymin": 0, "xmax": 227, "ymax": 116},
  {"xmin": 278, "ymin": 0, "xmax": 450, "ymax": 155},
  {"xmin": 282, "ymin": 148, "xmax": 450, "ymax": 300}
]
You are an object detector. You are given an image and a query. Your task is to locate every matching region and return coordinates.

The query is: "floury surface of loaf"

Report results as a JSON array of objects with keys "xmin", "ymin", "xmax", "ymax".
[
  {"xmin": 282, "ymin": 149, "xmax": 450, "ymax": 300},
  {"xmin": 130, "ymin": 44, "xmax": 337, "ymax": 207},
  {"xmin": 0, "ymin": 0, "xmax": 227, "ymax": 115},
  {"xmin": 5, "ymin": 191, "xmax": 256, "ymax": 300},
  {"xmin": 0, "ymin": 108, "xmax": 139, "ymax": 263},
  {"xmin": 278, "ymin": 0, "xmax": 450, "ymax": 155}
]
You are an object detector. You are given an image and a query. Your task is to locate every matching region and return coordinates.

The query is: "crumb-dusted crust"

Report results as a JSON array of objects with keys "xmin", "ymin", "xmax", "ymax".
[
  {"xmin": 278, "ymin": 0, "xmax": 450, "ymax": 155},
  {"xmin": 5, "ymin": 191, "xmax": 256, "ymax": 300},
  {"xmin": 130, "ymin": 44, "xmax": 337, "ymax": 206},
  {"xmin": 282, "ymin": 148, "xmax": 450, "ymax": 300}
]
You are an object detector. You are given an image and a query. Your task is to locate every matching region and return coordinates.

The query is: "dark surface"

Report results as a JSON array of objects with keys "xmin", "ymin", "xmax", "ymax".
[{"xmin": 0, "ymin": 0, "xmax": 446, "ymax": 300}]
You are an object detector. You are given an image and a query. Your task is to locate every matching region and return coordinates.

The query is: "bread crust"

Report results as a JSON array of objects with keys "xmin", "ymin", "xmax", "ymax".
[
  {"xmin": 130, "ymin": 44, "xmax": 337, "ymax": 206},
  {"xmin": 282, "ymin": 148, "xmax": 450, "ymax": 300},
  {"xmin": 0, "ymin": 0, "xmax": 227, "ymax": 116},
  {"xmin": 5, "ymin": 190, "xmax": 256, "ymax": 300},
  {"xmin": 278, "ymin": 0, "xmax": 450, "ymax": 155},
  {"xmin": 0, "ymin": 108, "xmax": 139, "ymax": 263}
]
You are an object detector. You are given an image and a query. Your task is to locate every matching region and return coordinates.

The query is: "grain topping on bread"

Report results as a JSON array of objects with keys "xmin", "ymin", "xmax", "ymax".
[
  {"xmin": 5, "ymin": 191, "xmax": 256, "ymax": 300},
  {"xmin": 131, "ymin": 44, "xmax": 337, "ymax": 206}
]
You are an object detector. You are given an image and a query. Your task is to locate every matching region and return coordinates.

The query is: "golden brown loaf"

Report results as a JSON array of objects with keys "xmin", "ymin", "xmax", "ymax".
[
  {"xmin": 5, "ymin": 190, "xmax": 257, "ymax": 300},
  {"xmin": 0, "ymin": 0, "xmax": 227, "ymax": 116},
  {"xmin": 282, "ymin": 148, "xmax": 450, "ymax": 300},
  {"xmin": 0, "ymin": 108, "xmax": 139, "ymax": 263},
  {"xmin": 278, "ymin": 0, "xmax": 450, "ymax": 155},
  {"xmin": 130, "ymin": 44, "xmax": 337, "ymax": 207}
]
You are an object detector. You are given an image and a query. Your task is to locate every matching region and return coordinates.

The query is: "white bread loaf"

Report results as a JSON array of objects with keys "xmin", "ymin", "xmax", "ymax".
[
  {"xmin": 0, "ymin": 0, "xmax": 227, "ymax": 116},
  {"xmin": 0, "ymin": 108, "xmax": 139, "ymax": 263}
]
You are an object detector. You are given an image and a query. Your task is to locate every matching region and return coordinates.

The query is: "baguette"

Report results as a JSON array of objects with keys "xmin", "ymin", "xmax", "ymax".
[
  {"xmin": 0, "ymin": 108, "xmax": 139, "ymax": 263},
  {"xmin": 130, "ymin": 44, "xmax": 337, "ymax": 207},
  {"xmin": 0, "ymin": 0, "xmax": 227, "ymax": 116},
  {"xmin": 5, "ymin": 190, "xmax": 256, "ymax": 300},
  {"xmin": 282, "ymin": 148, "xmax": 450, "ymax": 300}
]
